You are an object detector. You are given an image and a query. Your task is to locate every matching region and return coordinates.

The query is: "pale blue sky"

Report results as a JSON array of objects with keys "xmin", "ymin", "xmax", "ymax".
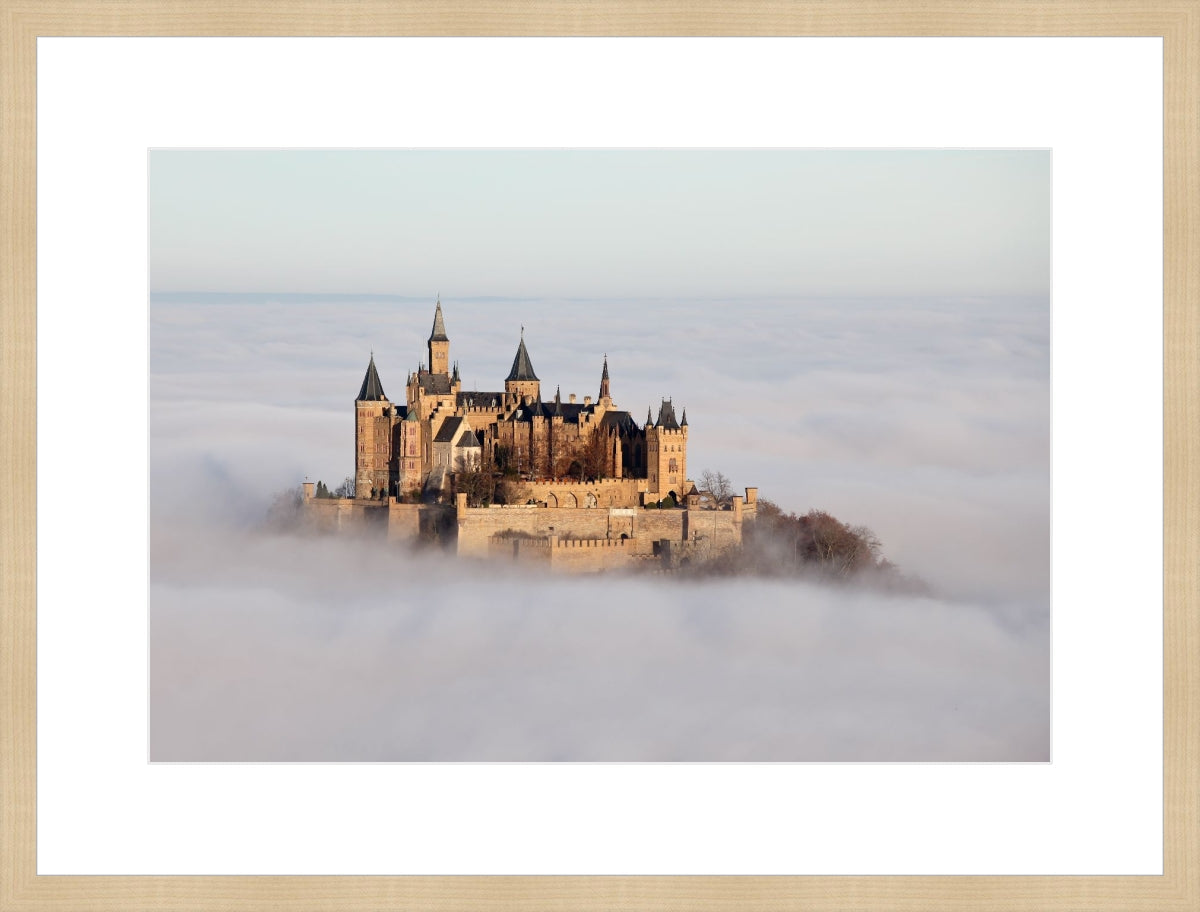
[{"xmin": 149, "ymin": 150, "xmax": 1050, "ymax": 298}]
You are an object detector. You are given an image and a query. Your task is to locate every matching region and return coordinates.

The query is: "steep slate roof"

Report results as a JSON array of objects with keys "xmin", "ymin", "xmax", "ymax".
[
  {"xmin": 558, "ymin": 403, "xmax": 587, "ymax": 424},
  {"xmin": 356, "ymin": 355, "xmax": 388, "ymax": 401},
  {"xmin": 429, "ymin": 299, "xmax": 449, "ymax": 341},
  {"xmin": 511, "ymin": 399, "xmax": 545, "ymax": 422},
  {"xmin": 506, "ymin": 335, "xmax": 539, "ymax": 381},
  {"xmin": 457, "ymin": 428, "xmax": 480, "ymax": 449},
  {"xmin": 418, "ymin": 371, "xmax": 452, "ymax": 395},
  {"xmin": 656, "ymin": 398, "xmax": 680, "ymax": 430},
  {"xmin": 599, "ymin": 410, "xmax": 638, "ymax": 434},
  {"xmin": 458, "ymin": 391, "xmax": 505, "ymax": 410},
  {"xmin": 434, "ymin": 416, "xmax": 466, "ymax": 443}
]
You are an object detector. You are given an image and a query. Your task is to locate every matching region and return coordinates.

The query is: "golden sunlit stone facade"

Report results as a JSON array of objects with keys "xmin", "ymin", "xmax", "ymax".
[
  {"xmin": 306, "ymin": 298, "xmax": 756, "ymax": 572},
  {"xmin": 351, "ymin": 298, "xmax": 690, "ymax": 508}
]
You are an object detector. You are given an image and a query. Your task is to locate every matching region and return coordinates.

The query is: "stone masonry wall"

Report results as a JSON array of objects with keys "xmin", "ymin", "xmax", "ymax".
[{"xmin": 457, "ymin": 494, "xmax": 750, "ymax": 570}]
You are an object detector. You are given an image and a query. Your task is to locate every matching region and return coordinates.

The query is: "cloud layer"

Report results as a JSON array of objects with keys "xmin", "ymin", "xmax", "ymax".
[{"xmin": 149, "ymin": 293, "xmax": 1050, "ymax": 760}]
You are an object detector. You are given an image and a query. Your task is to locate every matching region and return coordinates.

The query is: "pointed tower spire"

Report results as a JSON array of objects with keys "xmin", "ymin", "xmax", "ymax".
[
  {"xmin": 646, "ymin": 405, "xmax": 653, "ymax": 427},
  {"xmin": 553, "ymin": 384, "xmax": 564, "ymax": 417},
  {"xmin": 356, "ymin": 353, "xmax": 387, "ymax": 401},
  {"xmin": 681, "ymin": 406, "xmax": 688, "ymax": 426},
  {"xmin": 429, "ymin": 297, "xmax": 448, "ymax": 342},
  {"xmin": 427, "ymin": 297, "xmax": 450, "ymax": 375},
  {"xmin": 599, "ymin": 354, "xmax": 611, "ymax": 401},
  {"xmin": 506, "ymin": 334, "xmax": 539, "ymax": 382}
]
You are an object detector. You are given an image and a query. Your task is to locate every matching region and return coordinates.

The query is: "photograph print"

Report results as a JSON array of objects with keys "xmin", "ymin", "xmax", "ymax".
[{"xmin": 148, "ymin": 150, "xmax": 1050, "ymax": 761}]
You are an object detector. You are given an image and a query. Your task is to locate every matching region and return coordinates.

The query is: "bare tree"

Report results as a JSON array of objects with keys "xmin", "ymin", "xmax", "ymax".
[
  {"xmin": 578, "ymin": 429, "xmax": 611, "ymax": 481},
  {"xmin": 262, "ymin": 485, "xmax": 302, "ymax": 530},
  {"xmin": 699, "ymin": 469, "xmax": 734, "ymax": 507},
  {"xmin": 333, "ymin": 476, "xmax": 355, "ymax": 498},
  {"xmin": 495, "ymin": 476, "xmax": 532, "ymax": 505},
  {"xmin": 803, "ymin": 510, "xmax": 881, "ymax": 577},
  {"xmin": 454, "ymin": 451, "xmax": 495, "ymax": 507}
]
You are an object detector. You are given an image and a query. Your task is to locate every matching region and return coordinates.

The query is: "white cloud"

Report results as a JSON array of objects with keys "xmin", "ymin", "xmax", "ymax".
[{"xmin": 149, "ymin": 292, "xmax": 1050, "ymax": 760}]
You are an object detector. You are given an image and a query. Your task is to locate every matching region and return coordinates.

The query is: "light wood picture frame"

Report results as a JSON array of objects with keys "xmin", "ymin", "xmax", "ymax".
[{"xmin": 2, "ymin": 2, "xmax": 1195, "ymax": 909}]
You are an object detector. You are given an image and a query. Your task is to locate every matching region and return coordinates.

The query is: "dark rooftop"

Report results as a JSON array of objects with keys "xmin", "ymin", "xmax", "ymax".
[
  {"xmin": 429, "ymin": 299, "xmax": 449, "ymax": 342},
  {"xmin": 433, "ymin": 416, "xmax": 466, "ymax": 443},
  {"xmin": 356, "ymin": 355, "xmax": 387, "ymax": 402},
  {"xmin": 599, "ymin": 410, "xmax": 638, "ymax": 434},
  {"xmin": 506, "ymin": 335, "xmax": 538, "ymax": 382},
  {"xmin": 656, "ymin": 398, "xmax": 680, "ymax": 430},
  {"xmin": 418, "ymin": 371, "xmax": 452, "ymax": 395},
  {"xmin": 458, "ymin": 391, "xmax": 505, "ymax": 410}
]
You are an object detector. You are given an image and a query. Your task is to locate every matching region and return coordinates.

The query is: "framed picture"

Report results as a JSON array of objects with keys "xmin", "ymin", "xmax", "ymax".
[{"xmin": 4, "ymin": 3, "xmax": 1193, "ymax": 910}]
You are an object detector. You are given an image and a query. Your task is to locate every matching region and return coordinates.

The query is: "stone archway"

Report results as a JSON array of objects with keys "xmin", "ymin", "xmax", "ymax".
[
  {"xmin": 546, "ymin": 493, "xmax": 558, "ymax": 508},
  {"xmin": 585, "ymin": 492, "xmax": 598, "ymax": 508},
  {"xmin": 562, "ymin": 492, "xmax": 578, "ymax": 508}
]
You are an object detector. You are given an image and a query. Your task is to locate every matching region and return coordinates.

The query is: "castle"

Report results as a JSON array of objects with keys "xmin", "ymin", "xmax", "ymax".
[{"xmin": 303, "ymin": 298, "xmax": 756, "ymax": 571}]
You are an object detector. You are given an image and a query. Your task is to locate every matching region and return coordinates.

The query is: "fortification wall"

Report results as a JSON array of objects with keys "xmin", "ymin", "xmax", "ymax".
[
  {"xmin": 458, "ymin": 494, "xmax": 748, "ymax": 568},
  {"xmin": 680, "ymin": 507, "xmax": 743, "ymax": 553},
  {"xmin": 523, "ymin": 478, "xmax": 646, "ymax": 509},
  {"xmin": 548, "ymin": 538, "xmax": 641, "ymax": 572},
  {"xmin": 386, "ymin": 502, "xmax": 422, "ymax": 541},
  {"xmin": 488, "ymin": 536, "xmax": 553, "ymax": 565},
  {"xmin": 303, "ymin": 497, "xmax": 388, "ymax": 533},
  {"xmin": 457, "ymin": 504, "xmax": 611, "ymax": 558}
]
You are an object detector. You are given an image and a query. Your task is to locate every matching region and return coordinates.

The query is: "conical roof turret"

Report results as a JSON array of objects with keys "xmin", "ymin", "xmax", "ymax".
[
  {"xmin": 506, "ymin": 330, "xmax": 539, "ymax": 381},
  {"xmin": 356, "ymin": 353, "xmax": 388, "ymax": 401},
  {"xmin": 552, "ymin": 385, "xmax": 564, "ymax": 417},
  {"xmin": 680, "ymin": 406, "xmax": 688, "ymax": 426},
  {"xmin": 429, "ymin": 297, "xmax": 449, "ymax": 342}
]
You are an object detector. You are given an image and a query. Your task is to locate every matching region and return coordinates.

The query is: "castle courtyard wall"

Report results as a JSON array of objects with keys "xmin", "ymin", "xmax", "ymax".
[
  {"xmin": 304, "ymin": 497, "xmax": 389, "ymax": 533},
  {"xmin": 457, "ymin": 495, "xmax": 751, "ymax": 570},
  {"xmin": 523, "ymin": 478, "xmax": 646, "ymax": 509}
]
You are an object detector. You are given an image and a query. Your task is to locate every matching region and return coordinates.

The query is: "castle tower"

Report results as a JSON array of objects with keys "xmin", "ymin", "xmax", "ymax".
[
  {"xmin": 599, "ymin": 354, "xmax": 611, "ymax": 404},
  {"xmin": 549, "ymin": 385, "xmax": 565, "ymax": 475},
  {"xmin": 355, "ymin": 353, "xmax": 392, "ymax": 498},
  {"xmin": 504, "ymin": 328, "xmax": 540, "ymax": 403},
  {"xmin": 645, "ymin": 398, "xmax": 688, "ymax": 498},
  {"xmin": 398, "ymin": 407, "xmax": 423, "ymax": 500},
  {"xmin": 428, "ymin": 297, "xmax": 450, "ymax": 376}
]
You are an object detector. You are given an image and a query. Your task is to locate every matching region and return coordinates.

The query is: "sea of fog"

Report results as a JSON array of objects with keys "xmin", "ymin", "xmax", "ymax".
[{"xmin": 149, "ymin": 293, "xmax": 1050, "ymax": 761}]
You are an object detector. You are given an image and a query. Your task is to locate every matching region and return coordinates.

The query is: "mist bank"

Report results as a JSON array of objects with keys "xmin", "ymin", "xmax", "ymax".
[
  {"xmin": 151, "ymin": 523, "xmax": 1049, "ymax": 762},
  {"xmin": 149, "ymin": 292, "xmax": 1050, "ymax": 761},
  {"xmin": 151, "ymin": 293, "xmax": 1049, "ymax": 604}
]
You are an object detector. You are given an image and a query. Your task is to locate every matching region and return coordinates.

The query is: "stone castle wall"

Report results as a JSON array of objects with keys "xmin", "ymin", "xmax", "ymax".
[
  {"xmin": 522, "ymin": 477, "xmax": 646, "ymax": 509},
  {"xmin": 456, "ymin": 504, "xmax": 613, "ymax": 558},
  {"xmin": 303, "ymin": 497, "xmax": 389, "ymax": 533},
  {"xmin": 302, "ymin": 486, "xmax": 756, "ymax": 573},
  {"xmin": 458, "ymin": 492, "xmax": 755, "ymax": 571}
]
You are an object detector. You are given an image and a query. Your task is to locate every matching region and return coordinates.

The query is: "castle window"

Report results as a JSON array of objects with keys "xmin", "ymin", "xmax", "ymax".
[{"xmin": 669, "ymin": 458, "xmax": 678, "ymax": 472}]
